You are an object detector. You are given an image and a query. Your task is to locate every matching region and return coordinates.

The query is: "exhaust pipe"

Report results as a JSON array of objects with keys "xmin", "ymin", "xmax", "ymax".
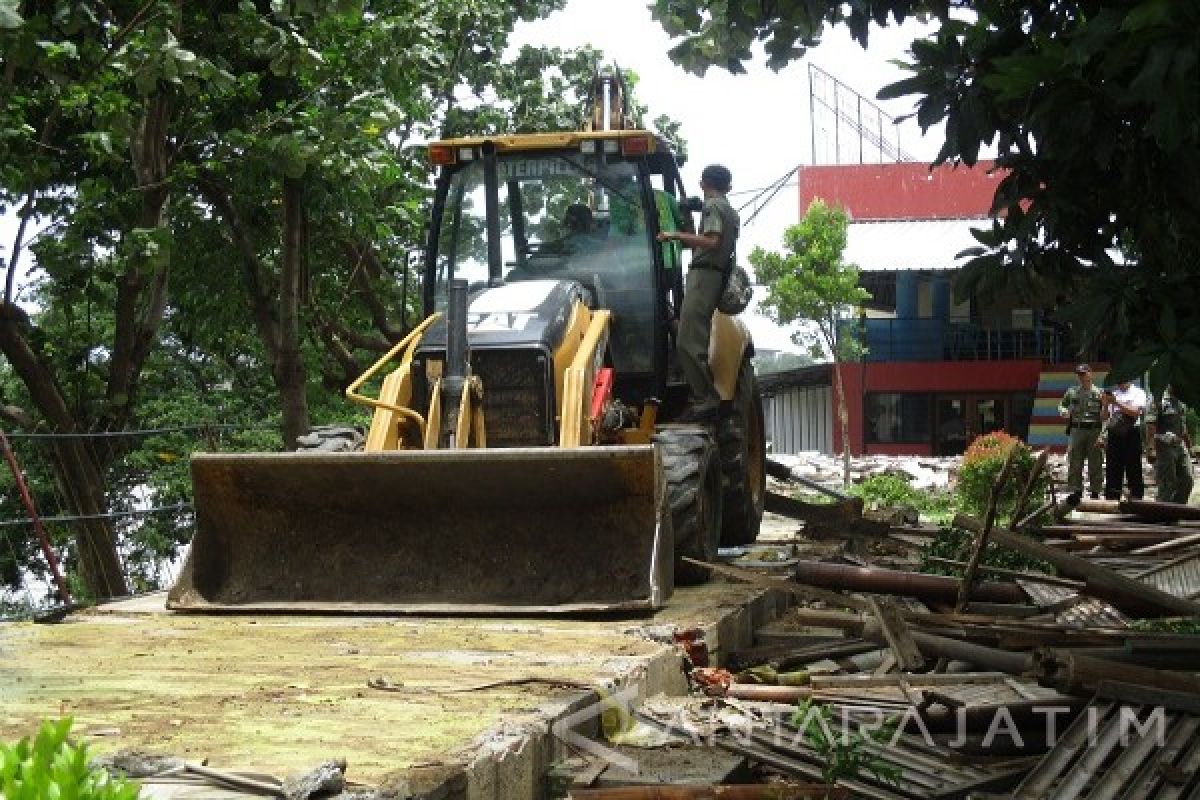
[{"xmin": 442, "ymin": 278, "xmax": 469, "ymax": 446}]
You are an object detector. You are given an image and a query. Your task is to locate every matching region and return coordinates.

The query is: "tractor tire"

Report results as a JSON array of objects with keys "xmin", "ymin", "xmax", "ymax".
[
  {"xmin": 654, "ymin": 427, "xmax": 723, "ymax": 585},
  {"xmin": 294, "ymin": 425, "xmax": 365, "ymax": 452},
  {"xmin": 718, "ymin": 359, "xmax": 766, "ymax": 546}
]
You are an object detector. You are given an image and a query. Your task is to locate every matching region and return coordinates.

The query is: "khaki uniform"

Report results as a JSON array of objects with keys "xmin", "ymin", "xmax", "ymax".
[
  {"xmin": 1147, "ymin": 392, "xmax": 1193, "ymax": 504},
  {"xmin": 678, "ymin": 196, "xmax": 739, "ymax": 412},
  {"xmin": 1059, "ymin": 384, "xmax": 1105, "ymax": 497}
]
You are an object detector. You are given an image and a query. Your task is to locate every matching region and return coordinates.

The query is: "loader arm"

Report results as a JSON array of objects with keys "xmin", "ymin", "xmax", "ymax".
[{"xmin": 560, "ymin": 309, "xmax": 611, "ymax": 448}]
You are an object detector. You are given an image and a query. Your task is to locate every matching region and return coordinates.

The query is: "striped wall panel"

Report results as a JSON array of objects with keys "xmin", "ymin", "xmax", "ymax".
[{"xmin": 762, "ymin": 385, "xmax": 834, "ymax": 455}]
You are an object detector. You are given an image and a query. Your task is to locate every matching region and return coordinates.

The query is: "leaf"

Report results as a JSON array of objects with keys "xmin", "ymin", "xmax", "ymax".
[
  {"xmin": 0, "ymin": 0, "xmax": 22, "ymax": 29},
  {"xmin": 1121, "ymin": 0, "xmax": 1171, "ymax": 32}
]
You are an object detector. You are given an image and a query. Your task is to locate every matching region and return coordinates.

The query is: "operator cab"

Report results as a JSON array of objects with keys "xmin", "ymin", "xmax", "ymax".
[{"xmin": 424, "ymin": 131, "xmax": 692, "ymax": 406}]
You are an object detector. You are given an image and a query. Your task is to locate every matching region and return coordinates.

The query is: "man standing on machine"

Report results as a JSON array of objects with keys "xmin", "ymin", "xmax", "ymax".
[{"xmin": 656, "ymin": 164, "xmax": 739, "ymax": 424}]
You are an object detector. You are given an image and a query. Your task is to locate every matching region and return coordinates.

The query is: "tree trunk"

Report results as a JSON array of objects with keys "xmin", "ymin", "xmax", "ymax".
[
  {"xmin": 277, "ymin": 177, "xmax": 310, "ymax": 449},
  {"xmin": 199, "ymin": 175, "xmax": 311, "ymax": 449},
  {"xmin": 831, "ymin": 355, "xmax": 852, "ymax": 488},
  {"xmin": 0, "ymin": 305, "xmax": 128, "ymax": 599}
]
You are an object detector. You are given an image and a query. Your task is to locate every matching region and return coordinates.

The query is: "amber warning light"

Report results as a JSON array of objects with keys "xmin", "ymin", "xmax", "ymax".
[
  {"xmin": 429, "ymin": 145, "xmax": 455, "ymax": 166},
  {"xmin": 620, "ymin": 135, "xmax": 652, "ymax": 156}
]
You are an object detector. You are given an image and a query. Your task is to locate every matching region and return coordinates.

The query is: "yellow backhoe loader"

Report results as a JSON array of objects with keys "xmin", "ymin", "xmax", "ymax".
[{"xmin": 168, "ymin": 75, "xmax": 765, "ymax": 613}]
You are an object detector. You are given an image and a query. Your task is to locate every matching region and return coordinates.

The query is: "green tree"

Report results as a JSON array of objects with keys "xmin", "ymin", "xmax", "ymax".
[
  {"xmin": 652, "ymin": 0, "xmax": 1200, "ymax": 401},
  {"xmin": 1, "ymin": 0, "xmax": 681, "ymax": 602},
  {"xmin": 0, "ymin": 0, "xmax": 209, "ymax": 598},
  {"xmin": 750, "ymin": 200, "xmax": 868, "ymax": 486}
]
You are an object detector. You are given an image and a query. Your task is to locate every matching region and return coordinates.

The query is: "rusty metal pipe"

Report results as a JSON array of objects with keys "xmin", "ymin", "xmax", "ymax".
[
  {"xmin": 0, "ymin": 429, "xmax": 71, "ymax": 605},
  {"xmin": 792, "ymin": 560, "xmax": 1027, "ymax": 605}
]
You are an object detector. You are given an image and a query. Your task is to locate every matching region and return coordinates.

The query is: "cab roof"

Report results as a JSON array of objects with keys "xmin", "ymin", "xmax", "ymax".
[{"xmin": 430, "ymin": 129, "xmax": 664, "ymax": 153}]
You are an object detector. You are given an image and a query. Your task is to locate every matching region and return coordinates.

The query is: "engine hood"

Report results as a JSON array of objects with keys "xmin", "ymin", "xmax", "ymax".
[{"xmin": 421, "ymin": 279, "xmax": 588, "ymax": 352}]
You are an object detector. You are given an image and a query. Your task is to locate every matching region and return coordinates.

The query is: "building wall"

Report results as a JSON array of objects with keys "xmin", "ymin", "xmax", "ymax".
[
  {"xmin": 833, "ymin": 360, "xmax": 1044, "ymax": 455},
  {"xmin": 798, "ymin": 161, "xmax": 1000, "ymax": 221},
  {"xmin": 762, "ymin": 385, "xmax": 833, "ymax": 455}
]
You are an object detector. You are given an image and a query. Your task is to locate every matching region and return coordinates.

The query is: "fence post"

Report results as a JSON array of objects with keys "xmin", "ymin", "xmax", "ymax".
[{"xmin": 0, "ymin": 429, "xmax": 72, "ymax": 605}]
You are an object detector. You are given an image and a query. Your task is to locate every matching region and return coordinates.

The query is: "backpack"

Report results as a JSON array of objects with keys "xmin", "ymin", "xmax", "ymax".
[{"xmin": 717, "ymin": 250, "xmax": 752, "ymax": 315}]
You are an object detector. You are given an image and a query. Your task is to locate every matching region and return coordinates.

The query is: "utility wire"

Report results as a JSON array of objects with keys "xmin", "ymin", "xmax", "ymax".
[
  {"xmin": 3, "ymin": 424, "xmax": 274, "ymax": 440},
  {"xmin": 0, "ymin": 503, "xmax": 192, "ymax": 529},
  {"xmin": 738, "ymin": 165, "xmax": 801, "ymax": 228}
]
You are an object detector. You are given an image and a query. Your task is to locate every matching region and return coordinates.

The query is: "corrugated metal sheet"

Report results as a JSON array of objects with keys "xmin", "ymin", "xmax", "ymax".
[
  {"xmin": 808, "ymin": 674, "xmax": 1067, "ymax": 710},
  {"xmin": 1012, "ymin": 685, "xmax": 1200, "ymax": 799},
  {"xmin": 737, "ymin": 726, "xmax": 1032, "ymax": 799},
  {"xmin": 1135, "ymin": 553, "xmax": 1200, "ymax": 600},
  {"xmin": 844, "ymin": 220, "xmax": 987, "ymax": 271},
  {"xmin": 1017, "ymin": 581, "xmax": 1131, "ymax": 629},
  {"xmin": 762, "ymin": 383, "xmax": 833, "ymax": 455}
]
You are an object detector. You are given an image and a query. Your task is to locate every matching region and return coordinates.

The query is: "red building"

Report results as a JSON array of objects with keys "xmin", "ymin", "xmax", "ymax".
[{"xmin": 790, "ymin": 161, "xmax": 1077, "ymax": 456}]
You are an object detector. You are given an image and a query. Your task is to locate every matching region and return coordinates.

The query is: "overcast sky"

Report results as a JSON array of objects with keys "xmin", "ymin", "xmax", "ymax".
[{"xmin": 510, "ymin": 0, "xmax": 944, "ymax": 351}]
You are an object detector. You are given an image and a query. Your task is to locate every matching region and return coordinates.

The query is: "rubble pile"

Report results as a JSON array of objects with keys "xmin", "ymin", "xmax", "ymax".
[
  {"xmin": 768, "ymin": 453, "xmax": 957, "ymax": 491},
  {"xmin": 565, "ymin": 453, "xmax": 1200, "ymax": 799}
]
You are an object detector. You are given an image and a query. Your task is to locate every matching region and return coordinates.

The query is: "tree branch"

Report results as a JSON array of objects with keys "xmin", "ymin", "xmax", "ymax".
[
  {"xmin": 0, "ymin": 404, "xmax": 38, "ymax": 433},
  {"xmin": 0, "ymin": 303, "xmax": 77, "ymax": 433},
  {"xmin": 341, "ymin": 240, "xmax": 404, "ymax": 341},
  {"xmin": 196, "ymin": 171, "xmax": 282, "ymax": 366},
  {"xmin": 319, "ymin": 313, "xmax": 391, "ymax": 353}
]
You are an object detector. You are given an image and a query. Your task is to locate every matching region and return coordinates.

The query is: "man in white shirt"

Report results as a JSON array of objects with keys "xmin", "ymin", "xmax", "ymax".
[{"xmin": 1102, "ymin": 381, "xmax": 1148, "ymax": 500}]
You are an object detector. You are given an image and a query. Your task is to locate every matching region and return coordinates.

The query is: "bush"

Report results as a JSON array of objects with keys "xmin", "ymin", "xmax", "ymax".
[
  {"xmin": 848, "ymin": 474, "xmax": 922, "ymax": 509},
  {"xmin": 848, "ymin": 474, "xmax": 957, "ymax": 523},
  {"xmin": 0, "ymin": 718, "xmax": 141, "ymax": 800},
  {"xmin": 955, "ymin": 432, "xmax": 1045, "ymax": 526}
]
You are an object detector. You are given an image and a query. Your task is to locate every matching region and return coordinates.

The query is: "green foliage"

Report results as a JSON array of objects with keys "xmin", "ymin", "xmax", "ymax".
[
  {"xmin": 921, "ymin": 525, "xmax": 1053, "ymax": 577},
  {"xmin": 955, "ymin": 432, "xmax": 1045, "ymax": 526},
  {"xmin": 749, "ymin": 200, "xmax": 870, "ymax": 361},
  {"xmin": 849, "ymin": 474, "xmax": 923, "ymax": 509},
  {"xmin": 1131, "ymin": 617, "xmax": 1200, "ymax": 635},
  {"xmin": 0, "ymin": 718, "xmax": 140, "ymax": 800},
  {"xmin": 3, "ymin": 0, "xmax": 684, "ymax": 598},
  {"xmin": 652, "ymin": 0, "xmax": 1200, "ymax": 404},
  {"xmin": 791, "ymin": 699, "xmax": 901, "ymax": 788},
  {"xmin": 848, "ymin": 474, "xmax": 956, "ymax": 523}
]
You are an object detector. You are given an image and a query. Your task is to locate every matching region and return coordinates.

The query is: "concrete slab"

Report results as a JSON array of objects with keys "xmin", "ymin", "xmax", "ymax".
[{"xmin": 0, "ymin": 579, "xmax": 788, "ymax": 799}]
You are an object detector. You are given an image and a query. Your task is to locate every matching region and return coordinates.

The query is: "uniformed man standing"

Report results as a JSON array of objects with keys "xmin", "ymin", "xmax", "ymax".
[
  {"xmin": 1058, "ymin": 364, "xmax": 1106, "ymax": 501},
  {"xmin": 1146, "ymin": 384, "xmax": 1194, "ymax": 504},
  {"xmin": 656, "ymin": 164, "xmax": 740, "ymax": 424}
]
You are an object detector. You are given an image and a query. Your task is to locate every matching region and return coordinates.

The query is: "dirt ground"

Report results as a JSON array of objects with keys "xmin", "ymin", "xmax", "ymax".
[{"xmin": 0, "ymin": 581, "xmax": 764, "ymax": 786}]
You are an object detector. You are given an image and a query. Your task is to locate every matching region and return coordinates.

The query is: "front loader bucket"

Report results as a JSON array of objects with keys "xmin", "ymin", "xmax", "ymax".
[{"xmin": 167, "ymin": 446, "xmax": 670, "ymax": 614}]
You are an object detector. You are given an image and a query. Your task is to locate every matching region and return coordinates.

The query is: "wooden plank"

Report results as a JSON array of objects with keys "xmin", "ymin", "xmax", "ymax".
[
  {"xmin": 867, "ymin": 597, "xmax": 925, "ymax": 672},
  {"xmin": 958, "ymin": 515, "xmax": 1200, "ymax": 617},
  {"xmin": 681, "ymin": 558, "xmax": 871, "ymax": 613},
  {"xmin": 1133, "ymin": 531, "xmax": 1200, "ymax": 555},
  {"xmin": 810, "ymin": 673, "xmax": 1011, "ymax": 689},
  {"xmin": 1094, "ymin": 681, "xmax": 1200, "ymax": 714},
  {"xmin": 872, "ymin": 650, "xmax": 898, "ymax": 676},
  {"xmin": 956, "ymin": 448, "xmax": 1018, "ymax": 612}
]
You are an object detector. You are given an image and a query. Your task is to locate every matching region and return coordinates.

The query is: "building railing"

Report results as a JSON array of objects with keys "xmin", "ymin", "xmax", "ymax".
[{"xmin": 838, "ymin": 318, "xmax": 1062, "ymax": 363}]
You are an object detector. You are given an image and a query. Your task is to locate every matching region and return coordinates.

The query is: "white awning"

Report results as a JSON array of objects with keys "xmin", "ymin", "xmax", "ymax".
[{"xmin": 845, "ymin": 219, "xmax": 988, "ymax": 272}]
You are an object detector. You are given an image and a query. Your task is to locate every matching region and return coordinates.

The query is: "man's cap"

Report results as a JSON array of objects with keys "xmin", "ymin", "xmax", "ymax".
[
  {"xmin": 1075, "ymin": 364, "xmax": 1091, "ymax": 374},
  {"xmin": 700, "ymin": 164, "xmax": 732, "ymax": 192}
]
